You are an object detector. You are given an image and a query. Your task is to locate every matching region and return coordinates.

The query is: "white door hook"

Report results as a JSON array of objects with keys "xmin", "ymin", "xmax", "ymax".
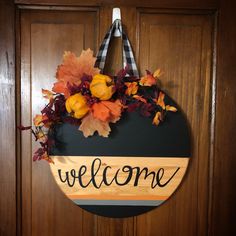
[{"xmin": 112, "ymin": 8, "xmax": 121, "ymax": 37}]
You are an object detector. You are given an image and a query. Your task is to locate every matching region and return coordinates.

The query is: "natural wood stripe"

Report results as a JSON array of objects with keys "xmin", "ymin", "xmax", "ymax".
[{"xmin": 50, "ymin": 156, "xmax": 189, "ymax": 201}]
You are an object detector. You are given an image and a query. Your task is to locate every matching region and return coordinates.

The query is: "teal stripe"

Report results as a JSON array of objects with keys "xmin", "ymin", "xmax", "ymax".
[{"xmin": 73, "ymin": 199, "xmax": 164, "ymax": 206}]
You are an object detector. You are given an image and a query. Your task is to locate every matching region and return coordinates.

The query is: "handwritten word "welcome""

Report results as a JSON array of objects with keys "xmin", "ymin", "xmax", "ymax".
[{"xmin": 58, "ymin": 158, "xmax": 180, "ymax": 189}]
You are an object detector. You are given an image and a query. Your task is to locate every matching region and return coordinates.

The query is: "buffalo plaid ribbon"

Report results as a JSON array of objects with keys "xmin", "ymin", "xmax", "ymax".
[{"xmin": 95, "ymin": 19, "xmax": 139, "ymax": 77}]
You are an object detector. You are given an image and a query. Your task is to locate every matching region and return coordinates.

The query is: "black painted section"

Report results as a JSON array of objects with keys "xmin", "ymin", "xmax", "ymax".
[
  {"xmin": 50, "ymin": 112, "xmax": 190, "ymax": 157},
  {"xmin": 80, "ymin": 205, "xmax": 156, "ymax": 218}
]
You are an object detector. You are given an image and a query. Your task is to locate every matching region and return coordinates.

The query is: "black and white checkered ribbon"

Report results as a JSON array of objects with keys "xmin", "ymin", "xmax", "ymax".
[{"xmin": 95, "ymin": 19, "xmax": 139, "ymax": 77}]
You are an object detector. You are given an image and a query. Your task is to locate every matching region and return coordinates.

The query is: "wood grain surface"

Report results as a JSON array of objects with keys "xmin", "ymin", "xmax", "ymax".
[
  {"xmin": 18, "ymin": 6, "xmax": 214, "ymax": 235},
  {"xmin": 14, "ymin": 0, "xmax": 218, "ymax": 9},
  {"xmin": 211, "ymin": 0, "xmax": 236, "ymax": 235},
  {"xmin": 0, "ymin": 0, "xmax": 235, "ymax": 235},
  {"xmin": 0, "ymin": 1, "xmax": 16, "ymax": 236}
]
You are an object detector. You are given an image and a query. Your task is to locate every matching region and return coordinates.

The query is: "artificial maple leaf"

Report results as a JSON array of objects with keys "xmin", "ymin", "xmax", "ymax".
[
  {"xmin": 133, "ymin": 95, "xmax": 147, "ymax": 103},
  {"xmin": 36, "ymin": 129, "xmax": 46, "ymax": 141},
  {"xmin": 139, "ymin": 74, "xmax": 156, "ymax": 86},
  {"xmin": 153, "ymin": 68, "xmax": 163, "ymax": 78},
  {"xmin": 154, "ymin": 91, "xmax": 165, "ymax": 109},
  {"xmin": 52, "ymin": 81, "xmax": 70, "ymax": 98},
  {"xmin": 33, "ymin": 148, "xmax": 45, "ymax": 161},
  {"xmin": 79, "ymin": 112, "xmax": 111, "ymax": 138},
  {"xmin": 91, "ymin": 103, "xmax": 110, "ymax": 122},
  {"xmin": 42, "ymin": 89, "xmax": 54, "ymax": 101},
  {"xmin": 152, "ymin": 111, "xmax": 162, "ymax": 126},
  {"xmin": 166, "ymin": 105, "xmax": 177, "ymax": 112},
  {"xmin": 42, "ymin": 153, "xmax": 54, "ymax": 164},
  {"xmin": 33, "ymin": 114, "xmax": 48, "ymax": 127},
  {"xmin": 102, "ymin": 100, "xmax": 123, "ymax": 119},
  {"xmin": 125, "ymin": 82, "xmax": 138, "ymax": 96},
  {"xmin": 91, "ymin": 100, "xmax": 122, "ymax": 122},
  {"xmin": 52, "ymin": 49, "xmax": 100, "ymax": 98}
]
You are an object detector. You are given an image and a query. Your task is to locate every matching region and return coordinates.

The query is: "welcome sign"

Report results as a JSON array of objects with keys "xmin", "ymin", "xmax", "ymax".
[
  {"xmin": 50, "ymin": 111, "xmax": 190, "ymax": 218},
  {"xmin": 20, "ymin": 21, "xmax": 191, "ymax": 217}
]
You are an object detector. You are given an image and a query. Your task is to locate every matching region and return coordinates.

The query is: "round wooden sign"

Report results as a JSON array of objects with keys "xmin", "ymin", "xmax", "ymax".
[{"xmin": 49, "ymin": 95, "xmax": 191, "ymax": 218}]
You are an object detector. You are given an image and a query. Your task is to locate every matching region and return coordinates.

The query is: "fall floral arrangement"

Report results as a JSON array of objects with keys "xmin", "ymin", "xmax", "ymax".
[{"xmin": 19, "ymin": 49, "xmax": 177, "ymax": 163}]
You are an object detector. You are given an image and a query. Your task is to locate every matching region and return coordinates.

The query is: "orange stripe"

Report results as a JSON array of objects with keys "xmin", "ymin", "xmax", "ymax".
[{"xmin": 67, "ymin": 194, "xmax": 168, "ymax": 201}]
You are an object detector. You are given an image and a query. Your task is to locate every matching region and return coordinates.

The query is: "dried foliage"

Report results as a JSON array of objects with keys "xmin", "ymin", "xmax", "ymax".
[{"xmin": 19, "ymin": 49, "xmax": 177, "ymax": 163}]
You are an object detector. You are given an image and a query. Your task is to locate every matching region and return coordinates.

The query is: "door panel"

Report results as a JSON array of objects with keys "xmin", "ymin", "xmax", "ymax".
[
  {"xmin": 137, "ymin": 11, "xmax": 213, "ymax": 236},
  {"xmin": 19, "ymin": 6, "xmax": 214, "ymax": 236},
  {"xmin": 20, "ymin": 9, "xmax": 99, "ymax": 236}
]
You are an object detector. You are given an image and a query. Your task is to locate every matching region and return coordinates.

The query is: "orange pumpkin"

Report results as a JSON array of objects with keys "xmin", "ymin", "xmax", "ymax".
[
  {"xmin": 65, "ymin": 93, "xmax": 89, "ymax": 119},
  {"xmin": 90, "ymin": 74, "xmax": 114, "ymax": 100}
]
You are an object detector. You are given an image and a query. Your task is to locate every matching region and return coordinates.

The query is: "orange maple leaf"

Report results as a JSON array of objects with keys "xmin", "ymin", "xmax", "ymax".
[
  {"xmin": 152, "ymin": 112, "xmax": 163, "ymax": 126},
  {"xmin": 125, "ymin": 82, "xmax": 138, "ymax": 96},
  {"xmin": 42, "ymin": 153, "xmax": 54, "ymax": 164},
  {"xmin": 91, "ymin": 100, "xmax": 123, "ymax": 122},
  {"xmin": 153, "ymin": 69, "xmax": 164, "ymax": 78},
  {"xmin": 52, "ymin": 81, "xmax": 69, "ymax": 97},
  {"xmin": 166, "ymin": 105, "xmax": 177, "ymax": 112},
  {"xmin": 52, "ymin": 49, "xmax": 100, "ymax": 98},
  {"xmin": 154, "ymin": 91, "xmax": 165, "ymax": 109},
  {"xmin": 33, "ymin": 114, "xmax": 48, "ymax": 127},
  {"xmin": 139, "ymin": 74, "xmax": 156, "ymax": 86},
  {"xmin": 42, "ymin": 89, "xmax": 54, "ymax": 101},
  {"xmin": 79, "ymin": 112, "xmax": 111, "ymax": 138}
]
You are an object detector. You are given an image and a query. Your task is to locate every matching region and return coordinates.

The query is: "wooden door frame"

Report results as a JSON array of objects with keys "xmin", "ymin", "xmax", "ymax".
[{"xmin": 1, "ymin": 0, "xmax": 236, "ymax": 235}]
